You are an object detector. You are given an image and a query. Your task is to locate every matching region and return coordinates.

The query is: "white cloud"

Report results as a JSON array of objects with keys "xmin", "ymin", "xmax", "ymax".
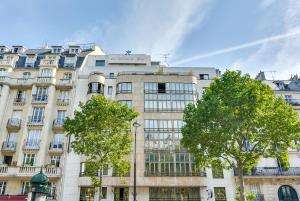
[
  {"xmin": 65, "ymin": 0, "xmax": 213, "ymax": 61},
  {"xmin": 232, "ymin": 0, "xmax": 300, "ymax": 79},
  {"xmin": 259, "ymin": 0, "xmax": 277, "ymax": 9}
]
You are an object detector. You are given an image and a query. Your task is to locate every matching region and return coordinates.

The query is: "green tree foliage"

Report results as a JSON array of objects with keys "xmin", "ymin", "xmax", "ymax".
[
  {"xmin": 181, "ymin": 70, "xmax": 300, "ymax": 201},
  {"xmin": 64, "ymin": 95, "xmax": 139, "ymax": 201}
]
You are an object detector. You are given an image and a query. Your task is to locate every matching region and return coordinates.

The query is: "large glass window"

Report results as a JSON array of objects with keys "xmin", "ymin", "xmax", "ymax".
[
  {"xmin": 149, "ymin": 187, "xmax": 200, "ymax": 201},
  {"xmin": 117, "ymin": 82, "xmax": 132, "ymax": 94},
  {"xmin": 144, "ymin": 119, "xmax": 204, "ymax": 176},
  {"xmin": 80, "ymin": 187, "xmax": 95, "ymax": 201},
  {"xmin": 144, "ymin": 82, "xmax": 197, "ymax": 112}
]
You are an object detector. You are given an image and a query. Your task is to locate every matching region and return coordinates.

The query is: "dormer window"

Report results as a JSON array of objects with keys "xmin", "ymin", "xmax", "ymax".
[
  {"xmin": 64, "ymin": 56, "xmax": 76, "ymax": 67},
  {"xmin": 25, "ymin": 55, "xmax": 36, "ymax": 67},
  {"xmin": 0, "ymin": 48, "xmax": 5, "ymax": 53},
  {"xmin": 52, "ymin": 48, "xmax": 62, "ymax": 54},
  {"xmin": 13, "ymin": 48, "xmax": 18, "ymax": 53},
  {"xmin": 70, "ymin": 48, "xmax": 80, "ymax": 54}
]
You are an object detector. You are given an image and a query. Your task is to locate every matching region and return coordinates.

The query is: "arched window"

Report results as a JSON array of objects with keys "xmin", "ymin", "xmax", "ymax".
[{"xmin": 278, "ymin": 185, "xmax": 299, "ymax": 201}]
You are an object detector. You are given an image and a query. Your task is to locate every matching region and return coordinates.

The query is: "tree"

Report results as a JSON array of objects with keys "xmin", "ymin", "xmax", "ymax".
[
  {"xmin": 181, "ymin": 70, "xmax": 300, "ymax": 201},
  {"xmin": 64, "ymin": 95, "xmax": 139, "ymax": 201}
]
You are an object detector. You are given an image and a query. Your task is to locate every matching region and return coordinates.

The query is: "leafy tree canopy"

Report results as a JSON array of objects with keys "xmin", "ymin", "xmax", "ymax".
[{"xmin": 181, "ymin": 70, "xmax": 300, "ymax": 200}]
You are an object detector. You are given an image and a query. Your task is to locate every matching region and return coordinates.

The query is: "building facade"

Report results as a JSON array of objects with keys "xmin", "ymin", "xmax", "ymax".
[{"xmin": 0, "ymin": 45, "xmax": 299, "ymax": 201}]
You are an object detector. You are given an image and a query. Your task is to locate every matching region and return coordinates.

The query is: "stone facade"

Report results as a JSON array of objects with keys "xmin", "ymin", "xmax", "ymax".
[{"xmin": 0, "ymin": 45, "xmax": 299, "ymax": 201}]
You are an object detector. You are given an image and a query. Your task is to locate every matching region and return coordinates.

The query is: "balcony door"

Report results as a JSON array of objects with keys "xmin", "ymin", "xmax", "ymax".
[
  {"xmin": 26, "ymin": 130, "xmax": 41, "ymax": 147},
  {"xmin": 6, "ymin": 133, "xmax": 17, "ymax": 143},
  {"xmin": 53, "ymin": 134, "xmax": 64, "ymax": 148},
  {"xmin": 34, "ymin": 87, "xmax": 48, "ymax": 101},
  {"xmin": 32, "ymin": 107, "xmax": 44, "ymax": 122},
  {"xmin": 278, "ymin": 185, "xmax": 299, "ymax": 201},
  {"xmin": 57, "ymin": 110, "xmax": 66, "ymax": 123},
  {"xmin": 12, "ymin": 110, "xmax": 22, "ymax": 119}
]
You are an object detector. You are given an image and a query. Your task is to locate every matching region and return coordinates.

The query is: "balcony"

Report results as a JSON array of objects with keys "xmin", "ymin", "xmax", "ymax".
[
  {"xmin": 49, "ymin": 142, "xmax": 64, "ymax": 154},
  {"xmin": 6, "ymin": 118, "xmax": 22, "ymax": 130},
  {"xmin": 285, "ymin": 99, "xmax": 300, "ymax": 106},
  {"xmin": 1, "ymin": 141, "xmax": 17, "ymax": 153},
  {"xmin": 23, "ymin": 140, "xmax": 40, "ymax": 151},
  {"xmin": 0, "ymin": 166, "xmax": 61, "ymax": 178},
  {"xmin": 32, "ymin": 95, "xmax": 48, "ymax": 104},
  {"xmin": 14, "ymin": 78, "xmax": 34, "ymax": 88},
  {"xmin": 63, "ymin": 62, "xmax": 76, "ymax": 68},
  {"xmin": 27, "ymin": 116, "xmax": 44, "ymax": 127},
  {"xmin": 56, "ymin": 79, "xmax": 73, "ymax": 89},
  {"xmin": 144, "ymin": 171, "xmax": 207, "ymax": 177},
  {"xmin": 52, "ymin": 119, "xmax": 64, "ymax": 130},
  {"xmin": 0, "ymin": 59, "xmax": 15, "ymax": 67},
  {"xmin": 34, "ymin": 77, "xmax": 55, "ymax": 85},
  {"xmin": 57, "ymin": 98, "xmax": 70, "ymax": 106},
  {"xmin": 235, "ymin": 167, "xmax": 300, "ymax": 177},
  {"xmin": 40, "ymin": 59, "xmax": 59, "ymax": 67},
  {"xmin": 13, "ymin": 98, "xmax": 26, "ymax": 106},
  {"xmin": 0, "ymin": 76, "xmax": 8, "ymax": 83}
]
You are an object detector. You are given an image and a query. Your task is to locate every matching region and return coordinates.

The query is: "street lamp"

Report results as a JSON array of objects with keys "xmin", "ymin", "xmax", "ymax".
[{"xmin": 132, "ymin": 121, "xmax": 141, "ymax": 201}]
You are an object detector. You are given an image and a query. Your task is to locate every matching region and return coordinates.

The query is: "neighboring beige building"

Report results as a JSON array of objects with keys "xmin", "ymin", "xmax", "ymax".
[{"xmin": 0, "ymin": 45, "xmax": 300, "ymax": 201}]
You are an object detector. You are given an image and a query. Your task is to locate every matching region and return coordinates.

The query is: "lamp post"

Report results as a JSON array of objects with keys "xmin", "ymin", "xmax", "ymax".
[{"xmin": 132, "ymin": 121, "xmax": 141, "ymax": 201}]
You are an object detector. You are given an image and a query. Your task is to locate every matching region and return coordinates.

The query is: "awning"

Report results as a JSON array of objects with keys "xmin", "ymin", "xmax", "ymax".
[{"xmin": 0, "ymin": 195, "xmax": 28, "ymax": 200}]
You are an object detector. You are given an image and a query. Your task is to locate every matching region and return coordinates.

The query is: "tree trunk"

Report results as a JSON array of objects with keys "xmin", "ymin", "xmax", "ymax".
[
  {"xmin": 98, "ymin": 170, "xmax": 103, "ymax": 201},
  {"xmin": 237, "ymin": 163, "xmax": 246, "ymax": 201}
]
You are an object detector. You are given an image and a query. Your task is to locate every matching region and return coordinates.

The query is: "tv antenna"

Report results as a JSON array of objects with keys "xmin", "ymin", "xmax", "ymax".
[
  {"xmin": 160, "ymin": 53, "xmax": 170, "ymax": 64},
  {"xmin": 125, "ymin": 50, "xmax": 132, "ymax": 55}
]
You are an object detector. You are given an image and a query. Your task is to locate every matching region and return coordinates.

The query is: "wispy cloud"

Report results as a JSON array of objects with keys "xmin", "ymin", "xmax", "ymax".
[
  {"xmin": 65, "ymin": 0, "xmax": 213, "ymax": 60},
  {"xmin": 232, "ymin": 0, "xmax": 300, "ymax": 79},
  {"xmin": 171, "ymin": 29, "xmax": 300, "ymax": 66}
]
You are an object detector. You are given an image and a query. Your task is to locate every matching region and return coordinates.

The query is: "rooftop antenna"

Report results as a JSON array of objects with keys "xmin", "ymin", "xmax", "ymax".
[
  {"xmin": 160, "ymin": 53, "xmax": 170, "ymax": 66},
  {"xmin": 43, "ymin": 41, "xmax": 49, "ymax": 49},
  {"xmin": 125, "ymin": 50, "xmax": 131, "ymax": 55}
]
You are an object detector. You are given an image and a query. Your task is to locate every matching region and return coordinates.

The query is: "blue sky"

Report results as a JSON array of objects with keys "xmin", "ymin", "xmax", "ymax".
[{"xmin": 1, "ymin": 0, "xmax": 300, "ymax": 79}]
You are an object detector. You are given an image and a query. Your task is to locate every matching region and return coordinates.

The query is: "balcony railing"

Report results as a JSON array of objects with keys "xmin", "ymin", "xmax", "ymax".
[
  {"xmin": 49, "ymin": 142, "xmax": 64, "ymax": 153},
  {"xmin": 57, "ymin": 98, "xmax": 70, "ymax": 106},
  {"xmin": 7, "ymin": 118, "xmax": 22, "ymax": 130},
  {"xmin": 63, "ymin": 62, "xmax": 76, "ymax": 68},
  {"xmin": 285, "ymin": 99, "xmax": 300, "ymax": 106},
  {"xmin": 35, "ymin": 76, "xmax": 55, "ymax": 85},
  {"xmin": 235, "ymin": 167, "xmax": 300, "ymax": 176},
  {"xmin": 0, "ymin": 166, "xmax": 61, "ymax": 177},
  {"xmin": 53, "ymin": 119, "xmax": 64, "ymax": 130},
  {"xmin": 27, "ymin": 116, "xmax": 44, "ymax": 126},
  {"xmin": 23, "ymin": 140, "xmax": 40, "ymax": 150},
  {"xmin": 32, "ymin": 94, "xmax": 48, "ymax": 104},
  {"xmin": 144, "ymin": 89, "xmax": 196, "ymax": 94},
  {"xmin": 13, "ymin": 98, "xmax": 26, "ymax": 105},
  {"xmin": 1, "ymin": 141, "xmax": 17, "ymax": 152},
  {"xmin": 40, "ymin": 59, "xmax": 59, "ymax": 67},
  {"xmin": 16, "ymin": 78, "xmax": 33, "ymax": 86},
  {"xmin": 56, "ymin": 78, "xmax": 73, "ymax": 89},
  {"xmin": 144, "ymin": 171, "xmax": 206, "ymax": 177},
  {"xmin": 0, "ymin": 59, "xmax": 14, "ymax": 67},
  {"xmin": 0, "ymin": 76, "xmax": 8, "ymax": 82}
]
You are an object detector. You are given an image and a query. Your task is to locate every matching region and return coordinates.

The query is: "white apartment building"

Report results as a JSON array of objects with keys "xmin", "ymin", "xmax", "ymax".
[{"xmin": 0, "ymin": 44, "xmax": 299, "ymax": 201}]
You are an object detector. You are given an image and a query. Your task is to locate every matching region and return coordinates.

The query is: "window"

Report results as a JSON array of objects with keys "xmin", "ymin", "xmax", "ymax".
[
  {"xmin": 53, "ymin": 134, "xmax": 64, "ymax": 147},
  {"xmin": 57, "ymin": 110, "xmax": 66, "ymax": 122},
  {"xmin": 212, "ymin": 165, "xmax": 224, "ymax": 178},
  {"xmin": 31, "ymin": 107, "xmax": 44, "ymax": 122},
  {"xmin": 117, "ymin": 82, "xmax": 132, "ymax": 94},
  {"xmin": 63, "ymin": 73, "xmax": 72, "ymax": 80},
  {"xmin": 16, "ymin": 90, "xmax": 25, "ymax": 102},
  {"xmin": 0, "ymin": 181, "xmax": 6, "ymax": 195},
  {"xmin": 0, "ymin": 68, "xmax": 7, "ymax": 76},
  {"xmin": 21, "ymin": 181, "xmax": 31, "ymax": 195},
  {"xmin": 23, "ymin": 154, "xmax": 36, "ymax": 166},
  {"xmin": 80, "ymin": 162, "xmax": 108, "ymax": 176},
  {"xmin": 50, "ymin": 156, "xmax": 61, "ymax": 167},
  {"xmin": 95, "ymin": 60, "xmax": 105, "ymax": 67},
  {"xmin": 107, "ymin": 86, "xmax": 113, "ymax": 95},
  {"xmin": 64, "ymin": 56, "xmax": 76, "ymax": 67},
  {"xmin": 158, "ymin": 83, "xmax": 166, "ymax": 93},
  {"xmin": 144, "ymin": 82, "xmax": 196, "ymax": 112},
  {"xmin": 6, "ymin": 133, "xmax": 17, "ymax": 144},
  {"xmin": 199, "ymin": 74, "xmax": 209, "ymax": 80},
  {"xmin": 52, "ymin": 48, "xmax": 61, "ymax": 53},
  {"xmin": 109, "ymin": 73, "xmax": 114, "ymax": 78},
  {"xmin": 119, "ymin": 100, "xmax": 132, "ymax": 108},
  {"xmin": 88, "ymin": 82, "xmax": 104, "ymax": 94},
  {"xmin": 149, "ymin": 187, "xmax": 200, "ymax": 200},
  {"xmin": 25, "ymin": 55, "xmax": 36, "ymax": 67},
  {"xmin": 80, "ymin": 187, "xmax": 95, "ymax": 201},
  {"xmin": 40, "ymin": 68, "xmax": 52, "ymax": 77},
  {"xmin": 33, "ymin": 87, "xmax": 48, "ymax": 101},
  {"xmin": 23, "ymin": 72, "xmax": 31, "ymax": 79},
  {"xmin": 47, "ymin": 182, "xmax": 56, "ymax": 199},
  {"xmin": 26, "ymin": 130, "xmax": 41, "ymax": 148},
  {"xmin": 214, "ymin": 187, "xmax": 227, "ymax": 201}
]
